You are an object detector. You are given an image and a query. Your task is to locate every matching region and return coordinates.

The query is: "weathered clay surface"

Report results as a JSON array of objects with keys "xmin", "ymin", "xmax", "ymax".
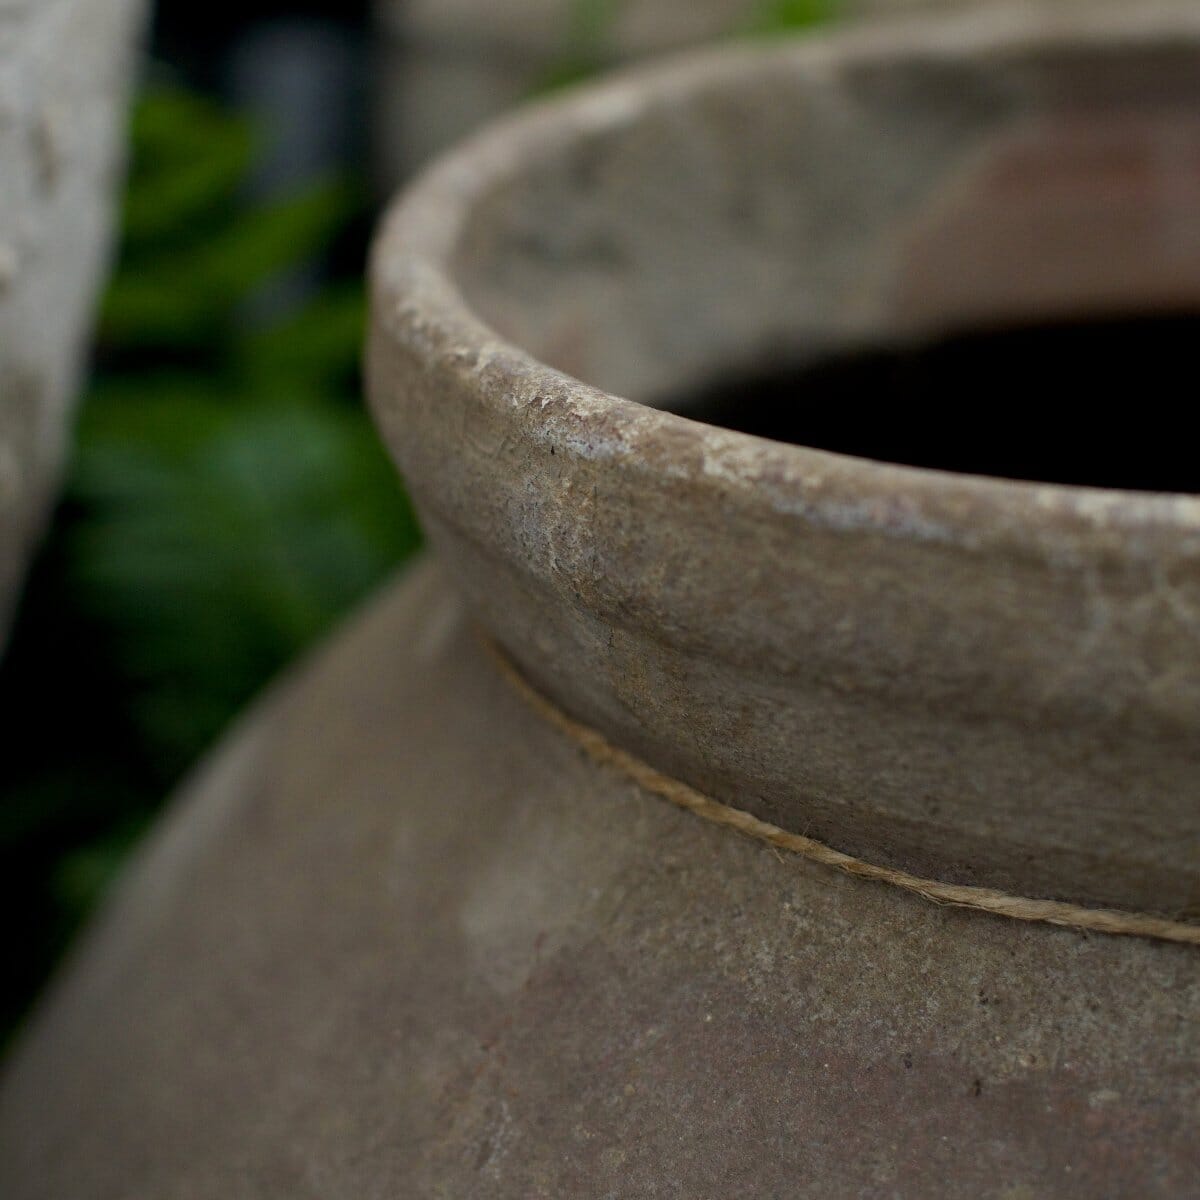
[
  {"xmin": 4, "ymin": 5, "xmax": 1200, "ymax": 1196},
  {"xmin": 0, "ymin": 0, "xmax": 145, "ymax": 647},
  {"xmin": 369, "ymin": 3, "xmax": 1200, "ymax": 920},
  {"xmin": 0, "ymin": 559, "xmax": 1196, "ymax": 1197}
]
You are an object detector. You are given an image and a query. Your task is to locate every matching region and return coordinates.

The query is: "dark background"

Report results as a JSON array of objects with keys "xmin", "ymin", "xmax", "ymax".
[
  {"xmin": 0, "ymin": 0, "xmax": 828, "ymax": 1047},
  {"xmin": 0, "ymin": 0, "xmax": 414, "ymax": 1046}
]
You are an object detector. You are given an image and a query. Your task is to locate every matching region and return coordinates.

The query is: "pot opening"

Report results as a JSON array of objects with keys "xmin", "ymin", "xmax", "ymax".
[
  {"xmin": 451, "ymin": 33, "xmax": 1200, "ymax": 494},
  {"xmin": 676, "ymin": 312, "xmax": 1200, "ymax": 493}
]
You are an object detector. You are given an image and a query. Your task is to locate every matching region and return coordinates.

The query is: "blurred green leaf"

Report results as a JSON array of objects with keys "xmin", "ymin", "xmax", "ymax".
[
  {"xmin": 742, "ymin": 0, "xmax": 837, "ymax": 35},
  {"xmin": 235, "ymin": 284, "xmax": 367, "ymax": 395},
  {"xmin": 71, "ymin": 80, "xmax": 416, "ymax": 764},
  {"xmin": 100, "ymin": 176, "xmax": 359, "ymax": 349},
  {"xmin": 532, "ymin": 0, "xmax": 620, "ymax": 94},
  {"xmin": 538, "ymin": 0, "xmax": 836, "ymax": 96},
  {"xmin": 199, "ymin": 177, "xmax": 359, "ymax": 297},
  {"xmin": 71, "ymin": 85, "xmax": 419, "ymax": 766},
  {"xmin": 70, "ymin": 393, "xmax": 417, "ymax": 761},
  {"xmin": 121, "ymin": 89, "xmax": 256, "ymax": 246}
]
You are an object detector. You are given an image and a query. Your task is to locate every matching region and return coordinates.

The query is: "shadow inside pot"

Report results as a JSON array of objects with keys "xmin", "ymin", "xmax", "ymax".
[{"xmin": 676, "ymin": 312, "xmax": 1200, "ymax": 493}]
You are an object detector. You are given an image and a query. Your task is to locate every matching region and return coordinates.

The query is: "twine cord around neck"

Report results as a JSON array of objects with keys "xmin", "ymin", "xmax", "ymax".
[{"xmin": 484, "ymin": 639, "xmax": 1200, "ymax": 947}]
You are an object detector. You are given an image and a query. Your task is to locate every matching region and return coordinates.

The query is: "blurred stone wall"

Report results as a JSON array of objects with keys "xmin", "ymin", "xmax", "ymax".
[
  {"xmin": 0, "ymin": 0, "xmax": 146, "ymax": 649},
  {"xmin": 374, "ymin": 0, "xmax": 1083, "ymax": 184}
]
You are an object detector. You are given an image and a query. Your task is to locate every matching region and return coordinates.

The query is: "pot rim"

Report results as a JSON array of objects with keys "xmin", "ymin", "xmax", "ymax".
[
  {"xmin": 369, "ymin": 0, "xmax": 1200, "ymax": 917},
  {"xmin": 371, "ymin": 0, "xmax": 1200, "ymax": 556}
]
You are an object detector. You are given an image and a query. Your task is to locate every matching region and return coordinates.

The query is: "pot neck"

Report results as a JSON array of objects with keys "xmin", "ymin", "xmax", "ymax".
[{"xmin": 370, "ymin": 3, "xmax": 1200, "ymax": 921}]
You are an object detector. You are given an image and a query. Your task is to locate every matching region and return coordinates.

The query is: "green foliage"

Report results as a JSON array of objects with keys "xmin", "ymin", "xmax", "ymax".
[
  {"xmin": 70, "ymin": 383, "xmax": 414, "ymax": 761},
  {"xmin": 535, "ymin": 0, "xmax": 622, "ymax": 94},
  {"xmin": 0, "ymin": 84, "xmax": 418, "ymax": 1044},
  {"xmin": 119, "ymin": 89, "xmax": 256, "ymax": 244},
  {"xmin": 538, "ymin": 0, "xmax": 835, "ymax": 95},
  {"xmin": 69, "ymin": 85, "xmax": 420, "ymax": 769},
  {"xmin": 102, "ymin": 90, "xmax": 361, "ymax": 350},
  {"xmin": 741, "ymin": 0, "xmax": 838, "ymax": 35}
]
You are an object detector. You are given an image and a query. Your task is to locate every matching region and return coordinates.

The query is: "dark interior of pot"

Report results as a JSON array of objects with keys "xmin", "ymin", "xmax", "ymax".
[
  {"xmin": 452, "ymin": 22, "xmax": 1200, "ymax": 489},
  {"xmin": 686, "ymin": 314, "xmax": 1200, "ymax": 491}
]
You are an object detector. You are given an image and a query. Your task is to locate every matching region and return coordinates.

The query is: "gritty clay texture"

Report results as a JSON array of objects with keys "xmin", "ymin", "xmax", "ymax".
[
  {"xmin": 0, "ymin": 560, "xmax": 1196, "ymax": 1197},
  {"xmin": 370, "ymin": 1, "xmax": 1200, "ymax": 920},
  {"xmin": 2, "ymin": 5, "xmax": 1199, "ymax": 1196},
  {"xmin": 0, "ymin": 0, "xmax": 145, "ymax": 646}
]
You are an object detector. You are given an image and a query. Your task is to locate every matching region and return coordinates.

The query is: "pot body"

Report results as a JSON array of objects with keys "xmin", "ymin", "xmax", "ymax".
[
  {"xmin": 0, "ymin": 0, "xmax": 145, "ymax": 647},
  {"xmin": 0, "ymin": 557, "xmax": 1196, "ymax": 1198}
]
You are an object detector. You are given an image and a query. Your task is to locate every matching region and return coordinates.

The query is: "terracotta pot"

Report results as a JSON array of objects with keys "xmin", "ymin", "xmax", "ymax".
[
  {"xmin": 372, "ymin": 0, "xmax": 1094, "ymax": 181},
  {"xmin": 373, "ymin": 0, "xmax": 753, "ymax": 182},
  {"xmin": 0, "ymin": 0, "xmax": 146, "ymax": 648},
  {"xmin": 373, "ymin": 0, "xmax": 1200, "ymax": 923},
  {"xmin": 4, "ymin": 4, "xmax": 1200, "ymax": 1196}
]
